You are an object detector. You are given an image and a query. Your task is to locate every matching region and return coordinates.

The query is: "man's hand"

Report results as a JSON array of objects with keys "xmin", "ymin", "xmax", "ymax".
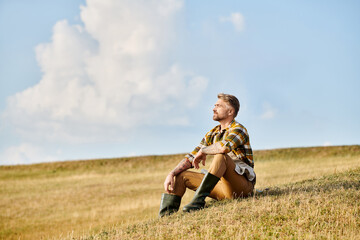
[
  {"xmin": 163, "ymin": 158, "xmax": 192, "ymax": 193},
  {"xmin": 164, "ymin": 173, "xmax": 175, "ymax": 193},
  {"xmin": 192, "ymin": 149, "xmax": 207, "ymax": 169}
]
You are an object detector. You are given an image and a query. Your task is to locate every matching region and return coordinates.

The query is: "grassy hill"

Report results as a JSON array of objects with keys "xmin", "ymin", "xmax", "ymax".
[
  {"xmin": 84, "ymin": 166, "xmax": 360, "ymax": 240},
  {"xmin": 1, "ymin": 145, "xmax": 359, "ymax": 239}
]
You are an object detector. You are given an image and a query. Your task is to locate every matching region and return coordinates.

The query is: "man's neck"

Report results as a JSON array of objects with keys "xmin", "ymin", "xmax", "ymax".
[{"xmin": 218, "ymin": 117, "xmax": 234, "ymax": 131}]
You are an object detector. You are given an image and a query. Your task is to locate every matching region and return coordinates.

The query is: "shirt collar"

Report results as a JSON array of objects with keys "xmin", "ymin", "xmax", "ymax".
[{"xmin": 216, "ymin": 119, "xmax": 235, "ymax": 133}]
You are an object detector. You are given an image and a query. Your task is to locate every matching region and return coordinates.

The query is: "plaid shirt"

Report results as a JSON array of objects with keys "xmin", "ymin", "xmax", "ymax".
[{"xmin": 185, "ymin": 120, "xmax": 254, "ymax": 168}]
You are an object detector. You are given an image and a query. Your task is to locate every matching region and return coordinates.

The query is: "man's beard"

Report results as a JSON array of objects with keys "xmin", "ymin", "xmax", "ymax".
[{"xmin": 213, "ymin": 113, "xmax": 224, "ymax": 121}]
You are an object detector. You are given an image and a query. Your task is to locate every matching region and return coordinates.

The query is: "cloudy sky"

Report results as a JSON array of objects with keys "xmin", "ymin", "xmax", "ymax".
[{"xmin": 1, "ymin": 0, "xmax": 359, "ymax": 165}]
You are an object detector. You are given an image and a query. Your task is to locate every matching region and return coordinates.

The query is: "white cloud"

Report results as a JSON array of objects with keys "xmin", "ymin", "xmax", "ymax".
[
  {"xmin": 220, "ymin": 12, "xmax": 245, "ymax": 32},
  {"xmin": 2, "ymin": 0, "xmax": 208, "ymax": 143},
  {"xmin": 0, "ymin": 143, "xmax": 56, "ymax": 165},
  {"xmin": 260, "ymin": 102, "xmax": 277, "ymax": 120},
  {"xmin": 322, "ymin": 141, "xmax": 332, "ymax": 146}
]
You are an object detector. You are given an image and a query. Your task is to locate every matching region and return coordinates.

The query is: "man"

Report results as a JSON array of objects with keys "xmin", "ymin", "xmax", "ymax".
[{"xmin": 159, "ymin": 93, "xmax": 256, "ymax": 217}]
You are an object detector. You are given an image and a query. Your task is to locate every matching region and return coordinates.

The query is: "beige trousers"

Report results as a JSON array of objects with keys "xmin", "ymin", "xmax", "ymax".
[{"xmin": 173, "ymin": 154, "xmax": 254, "ymax": 199}]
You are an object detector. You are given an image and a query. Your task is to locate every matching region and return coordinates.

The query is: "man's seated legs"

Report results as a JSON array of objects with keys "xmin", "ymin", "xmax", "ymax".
[
  {"xmin": 159, "ymin": 154, "xmax": 253, "ymax": 216},
  {"xmin": 180, "ymin": 154, "xmax": 253, "ymax": 212},
  {"xmin": 172, "ymin": 154, "xmax": 253, "ymax": 199}
]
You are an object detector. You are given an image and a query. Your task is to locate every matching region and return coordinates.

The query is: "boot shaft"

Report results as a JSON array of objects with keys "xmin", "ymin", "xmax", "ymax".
[
  {"xmin": 159, "ymin": 193, "xmax": 181, "ymax": 218},
  {"xmin": 183, "ymin": 172, "xmax": 220, "ymax": 212}
]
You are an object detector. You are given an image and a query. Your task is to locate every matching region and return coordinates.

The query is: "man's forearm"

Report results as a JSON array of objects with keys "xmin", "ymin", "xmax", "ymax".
[
  {"xmin": 201, "ymin": 142, "xmax": 228, "ymax": 155},
  {"xmin": 170, "ymin": 158, "xmax": 192, "ymax": 176}
]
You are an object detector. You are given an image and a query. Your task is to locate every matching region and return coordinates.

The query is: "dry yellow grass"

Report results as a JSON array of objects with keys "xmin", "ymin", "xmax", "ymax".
[
  {"xmin": 108, "ymin": 168, "xmax": 360, "ymax": 240},
  {"xmin": 0, "ymin": 145, "xmax": 359, "ymax": 239}
]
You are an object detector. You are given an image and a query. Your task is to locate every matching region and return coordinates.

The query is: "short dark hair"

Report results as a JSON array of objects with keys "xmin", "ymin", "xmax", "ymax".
[{"xmin": 217, "ymin": 93, "xmax": 240, "ymax": 117}]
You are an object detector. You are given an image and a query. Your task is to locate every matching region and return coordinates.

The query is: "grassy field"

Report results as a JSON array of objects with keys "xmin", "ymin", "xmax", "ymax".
[{"xmin": 0, "ymin": 145, "xmax": 359, "ymax": 239}]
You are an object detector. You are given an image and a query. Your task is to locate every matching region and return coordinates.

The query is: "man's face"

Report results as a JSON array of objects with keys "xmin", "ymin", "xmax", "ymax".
[{"xmin": 213, "ymin": 99, "xmax": 232, "ymax": 121}]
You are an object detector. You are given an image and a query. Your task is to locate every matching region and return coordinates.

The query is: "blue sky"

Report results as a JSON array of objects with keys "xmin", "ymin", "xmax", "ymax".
[{"xmin": 0, "ymin": 0, "xmax": 359, "ymax": 165}]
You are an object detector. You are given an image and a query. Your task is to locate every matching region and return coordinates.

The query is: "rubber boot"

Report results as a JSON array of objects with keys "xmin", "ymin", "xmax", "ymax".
[
  {"xmin": 183, "ymin": 172, "xmax": 220, "ymax": 212},
  {"xmin": 159, "ymin": 193, "xmax": 181, "ymax": 218}
]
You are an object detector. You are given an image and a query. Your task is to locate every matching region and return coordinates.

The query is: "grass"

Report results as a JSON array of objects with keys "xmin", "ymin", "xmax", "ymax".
[
  {"xmin": 97, "ymin": 167, "xmax": 360, "ymax": 240},
  {"xmin": 0, "ymin": 145, "xmax": 359, "ymax": 239}
]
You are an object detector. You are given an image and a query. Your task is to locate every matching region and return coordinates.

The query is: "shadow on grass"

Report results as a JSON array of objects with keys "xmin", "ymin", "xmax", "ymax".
[
  {"xmin": 259, "ymin": 178, "xmax": 360, "ymax": 198},
  {"xmin": 256, "ymin": 167, "xmax": 360, "ymax": 198}
]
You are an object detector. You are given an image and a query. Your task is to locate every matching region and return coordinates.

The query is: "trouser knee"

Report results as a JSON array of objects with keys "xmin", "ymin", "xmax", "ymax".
[
  {"xmin": 172, "ymin": 170, "xmax": 193, "ymax": 196},
  {"xmin": 212, "ymin": 154, "xmax": 227, "ymax": 164},
  {"xmin": 209, "ymin": 154, "xmax": 228, "ymax": 178},
  {"xmin": 175, "ymin": 171, "xmax": 187, "ymax": 184}
]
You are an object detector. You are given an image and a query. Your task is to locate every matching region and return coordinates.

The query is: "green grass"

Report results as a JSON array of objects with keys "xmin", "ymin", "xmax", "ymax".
[{"xmin": 1, "ymin": 145, "xmax": 359, "ymax": 239}]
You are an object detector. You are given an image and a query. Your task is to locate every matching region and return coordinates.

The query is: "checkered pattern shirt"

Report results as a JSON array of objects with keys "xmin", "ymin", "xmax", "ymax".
[{"xmin": 185, "ymin": 120, "xmax": 254, "ymax": 168}]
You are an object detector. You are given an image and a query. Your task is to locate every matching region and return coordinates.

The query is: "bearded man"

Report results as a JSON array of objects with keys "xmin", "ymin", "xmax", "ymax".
[{"xmin": 159, "ymin": 93, "xmax": 255, "ymax": 217}]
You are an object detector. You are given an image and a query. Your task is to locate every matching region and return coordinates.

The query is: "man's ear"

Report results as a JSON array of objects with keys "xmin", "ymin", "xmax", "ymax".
[{"xmin": 228, "ymin": 106, "xmax": 234, "ymax": 116}]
